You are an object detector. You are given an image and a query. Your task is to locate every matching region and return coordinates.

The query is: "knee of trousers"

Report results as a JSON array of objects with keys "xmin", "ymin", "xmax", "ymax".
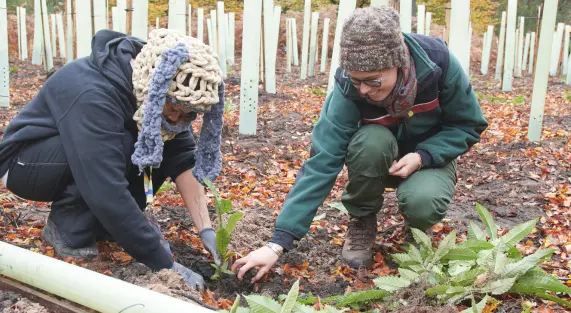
[
  {"xmin": 346, "ymin": 125, "xmax": 398, "ymax": 176},
  {"xmin": 399, "ymin": 192, "xmax": 450, "ymax": 230}
]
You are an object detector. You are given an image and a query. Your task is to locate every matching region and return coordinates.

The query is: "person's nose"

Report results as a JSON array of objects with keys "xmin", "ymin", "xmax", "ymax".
[
  {"xmin": 166, "ymin": 111, "xmax": 182, "ymax": 123},
  {"xmin": 359, "ymin": 83, "xmax": 372, "ymax": 95}
]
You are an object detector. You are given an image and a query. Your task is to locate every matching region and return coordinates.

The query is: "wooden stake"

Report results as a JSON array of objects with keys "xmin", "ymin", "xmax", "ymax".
[{"xmin": 126, "ymin": 0, "xmax": 132, "ymax": 35}]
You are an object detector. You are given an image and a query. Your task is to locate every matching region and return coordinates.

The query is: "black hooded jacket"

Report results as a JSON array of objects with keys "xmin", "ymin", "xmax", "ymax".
[{"xmin": 0, "ymin": 30, "xmax": 197, "ymax": 270}]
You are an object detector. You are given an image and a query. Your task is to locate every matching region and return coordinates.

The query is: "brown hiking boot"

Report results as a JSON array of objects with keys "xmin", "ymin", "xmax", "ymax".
[
  {"xmin": 342, "ymin": 215, "xmax": 377, "ymax": 269},
  {"xmin": 41, "ymin": 218, "xmax": 98, "ymax": 260}
]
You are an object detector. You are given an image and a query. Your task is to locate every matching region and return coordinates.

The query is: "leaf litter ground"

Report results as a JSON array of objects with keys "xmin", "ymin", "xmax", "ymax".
[{"xmin": 0, "ymin": 57, "xmax": 569, "ymax": 312}]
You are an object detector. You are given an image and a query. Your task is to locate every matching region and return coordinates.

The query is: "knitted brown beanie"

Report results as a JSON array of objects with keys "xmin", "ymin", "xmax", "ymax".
[{"xmin": 339, "ymin": 6, "xmax": 407, "ymax": 72}]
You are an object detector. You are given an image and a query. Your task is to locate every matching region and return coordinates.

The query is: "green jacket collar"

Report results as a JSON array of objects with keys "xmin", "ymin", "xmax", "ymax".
[{"xmin": 402, "ymin": 33, "xmax": 440, "ymax": 89}]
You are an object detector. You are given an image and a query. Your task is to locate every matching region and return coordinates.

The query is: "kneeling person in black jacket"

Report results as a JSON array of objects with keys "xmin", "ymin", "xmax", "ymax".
[{"xmin": 0, "ymin": 29, "xmax": 226, "ymax": 290}]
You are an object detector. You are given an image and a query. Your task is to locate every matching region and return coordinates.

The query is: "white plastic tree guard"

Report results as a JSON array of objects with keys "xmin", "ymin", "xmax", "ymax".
[
  {"xmin": 515, "ymin": 16, "xmax": 524, "ymax": 77},
  {"xmin": 513, "ymin": 28, "xmax": 518, "ymax": 73},
  {"xmin": 19, "ymin": 7, "xmax": 28, "ymax": 60},
  {"xmin": 549, "ymin": 23, "xmax": 564, "ymax": 76},
  {"xmin": 370, "ymin": 0, "xmax": 389, "ymax": 7},
  {"xmin": 0, "ymin": 0, "xmax": 9, "ymax": 107},
  {"xmin": 286, "ymin": 19, "xmax": 292, "ymax": 72},
  {"xmin": 66, "ymin": 0, "xmax": 73, "ymax": 63},
  {"xmin": 116, "ymin": 0, "xmax": 127, "ymax": 33},
  {"xmin": 217, "ymin": 1, "xmax": 227, "ymax": 77},
  {"xmin": 495, "ymin": 11, "xmax": 506, "ymax": 80},
  {"xmin": 417, "ymin": 5, "xmax": 425, "ymax": 35},
  {"xmin": 93, "ymin": 0, "xmax": 107, "ymax": 35},
  {"xmin": 327, "ymin": 0, "xmax": 356, "ymax": 94},
  {"xmin": 75, "ymin": 0, "xmax": 92, "ymax": 58},
  {"xmin": 564, "ymin": 25, "xmax": 571, "ymax": 75},
  {"xmin": 239, "ymin": 0, "xmax": 263, "ymax": 135},
  {"xmin": 528, "ymin": 31, "xmax": 536, "ymax": 74},
  {"xmin": 56, "ymin": 14, "xmax": 66, "ymax": 59},
  {"xmin": 300, "ymin": 0, "xmax": 311, "ymax": 79},
  {"xmin": 466, "ymin": 22, "xmax": 472, "ymax": 76},
  {"xmin": 0, "ymin": 242, "xmax": 213, "ymax": 313},
  {"xmin": 206, "ymin": 18, "xmax": 212, "ymax": 47},
  {"xmin": 522, "ymin": 32, "xmax": 530, "ymax": 72},
  {"xmin": 291, "ymin": 18, "xmax": 299, "ymax": 66},
  {"xmin": 168, "ymin": 0, "xmax": 186, "ymax": 34},
  {"xmin": 192, "ymin": 10, "xmax": 201, "ymax": 41},
  {"xmin": 32, "ymin": 0, "xmax": 43, "ymax": 65},
  {"xmin": 528, "ymin": 0, "xmax": 559, "ymax": 142},
  {"xmin": 481, "ymin": 26, "xmax": 493, "ymax": 75},
  {"xmin": 308, "ymin": 12, "xmax": 319, "ymax": 77},
  {"xmin": 51, "ymin": 14, "xmax": 57, "ymax": 57},
  {"xmin": 112, "ymin": 7, "xmax": 119, "ymax": 31},
  {"xmin": 320, "ymin": 18, "xmax": 330, "ymax": 73},
  {"xmin": 197, "ymin": 8, "xmax": 204, "ymax": 42},
  {"xmin": 566, "ymin": 56, "xmax": 571, "ymax": 84},
  {"xmin": 20, "ymin": 8, "xmax": 28, "ymax": 60},
  {"xmin": 425, "ymin": 12, "xmax": 432, "ymax": 36},
  {"xmin": 400, "ymin": 0, "xmax": 412, "ymax": 33},
  {"xmin": 132, "ymin": 0, "xmax": 149, "ymax": 40},
  {"xmin": 227, "ymin": 13, "xmax": 235, "ymax": 65},
  {"xmin": 502, "ymin": 0, "xmax": 517, "ymax": 91},
  {"xmin": 156, "ymin": 17, "xmax": 159, "ymax": 29},
  {"xmin": 210, "ymin": 10, "xmax": 217, "ymax": 52},
  {"xmin": 562, "ymin": 25, "xmax": 570, "ymax": 75},
  {"xmin": 448, "ymin": 0, "xmax": 470, "ymax": 75},
  {"xmin": 40, "ymin": 0, "xmax": 53, "ymax": 70},
  {"xmin": 188, "ymin": 4, "xmax": 192, "ymax": 36},
  {"xmin": 17, "ymin": 7, "xmax": 21, "ymax": 60}
]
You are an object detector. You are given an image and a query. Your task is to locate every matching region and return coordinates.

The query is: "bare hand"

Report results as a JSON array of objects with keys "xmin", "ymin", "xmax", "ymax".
[
  {"xmin": 230, "ymin": 246, "xmax": 279, "ymax": 283},
  {"xmin": 389, "ymin": 153, "xmax": 421, "ymax": 179}
]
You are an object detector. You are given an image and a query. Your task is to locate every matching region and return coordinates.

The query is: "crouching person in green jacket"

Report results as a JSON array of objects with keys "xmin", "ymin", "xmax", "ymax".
[{"xmin": 232, "ymin": 6, "xmax": 488, "ymax": 281}]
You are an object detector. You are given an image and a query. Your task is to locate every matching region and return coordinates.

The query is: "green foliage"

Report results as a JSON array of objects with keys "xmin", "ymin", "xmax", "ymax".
[
  {"xmin": 218, "ymin": 280, "xmax": 348, "ymax": 313},
  {"xmin": 225, "ymin": 98, "xmax": 236, "ymax": 115},
  {"xmin": 373, "ymin": 203, "xmax": 571, "ymax": 311},
  {"xmin": 203, "ymin": 178, "xmax": 244, "ymax": 280},
  {"xmin": 155, "ymin": 181, "xmax": 172, "ymax": 195},
  {"xmin": 9, "ymin": 66, "xmax": 19, "ymax": 74}
]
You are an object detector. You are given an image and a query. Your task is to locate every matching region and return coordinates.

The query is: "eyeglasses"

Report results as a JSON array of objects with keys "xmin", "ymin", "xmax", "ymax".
[{"xmin": 344, "ymin": 72, "xmax": 384, "ymax": 88}]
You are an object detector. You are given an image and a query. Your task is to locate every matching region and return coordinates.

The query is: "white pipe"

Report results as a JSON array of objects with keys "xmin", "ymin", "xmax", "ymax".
[{"xmin": 0, "ymin": 241, "xmax": 212, "ymax": 313}]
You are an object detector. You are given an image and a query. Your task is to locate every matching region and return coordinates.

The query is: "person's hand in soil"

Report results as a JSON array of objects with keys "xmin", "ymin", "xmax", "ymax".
[
  {"xmin": 231, "ymin": 246, "xmax": 279, "ymax": 283},
  {"xmin": 199, "ymin": 228, "xmax": 221, "ymax": 266},
  {"xmin": 389, "ymin": 152, "xmax": 422, "ymax": 178},
  {"xmin": 171, "ymin": 261, "xmax": 205, "ymax": 290}
]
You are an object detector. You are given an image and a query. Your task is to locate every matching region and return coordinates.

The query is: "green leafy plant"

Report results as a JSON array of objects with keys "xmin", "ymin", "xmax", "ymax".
[
  {"xmin": 156, "ymin": 181, "xmax": 173, "ymax": 195},
  {"xmin": 9, "ymin": 66, "xmax": 19, "ymax": 74},
  {"xmin": 373, "ymin": 203, "xmax": 571, "ymax": 311},
  {"xmin": 224, "ymin": 97, "xmax": 236, "ymax": 115},
  {"xmin": 511, "ymin": 95, "xmax": 525, "ymax": 104},
  {"xmin": 203, "ymin": 179, "xmax": 244, "ymax": 280},
  {"xmin": 218, "ymin": 280, "xmax": 349, "ymax": 313}
]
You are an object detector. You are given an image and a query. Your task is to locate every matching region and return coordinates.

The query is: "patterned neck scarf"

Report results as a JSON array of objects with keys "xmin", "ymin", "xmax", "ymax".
[{"xmin": 367, "ymin": 45, "xmax": 417, "ymax": 118}]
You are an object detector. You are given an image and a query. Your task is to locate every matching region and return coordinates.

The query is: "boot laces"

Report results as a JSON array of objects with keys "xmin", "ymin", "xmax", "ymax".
[{"xmin": 348, "ymin": 217, "xmax": 374, "ymax": 250}]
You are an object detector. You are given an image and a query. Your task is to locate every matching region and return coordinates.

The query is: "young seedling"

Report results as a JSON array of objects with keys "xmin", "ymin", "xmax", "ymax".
[{"xmin": 203, "ymin": 179, "xmax": 244, "ymax": 280}]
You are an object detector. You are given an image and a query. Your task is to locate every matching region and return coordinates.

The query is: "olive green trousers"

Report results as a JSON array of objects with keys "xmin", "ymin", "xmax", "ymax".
[{"xmin": 341, "ymin": 125, "xmax": 457, "ymax": 230}]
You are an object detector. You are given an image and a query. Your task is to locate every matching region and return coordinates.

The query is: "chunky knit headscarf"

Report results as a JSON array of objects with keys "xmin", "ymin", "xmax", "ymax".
[{"xmin": 130, "ymin": 29, "xmax": 223, "ymax": 173}]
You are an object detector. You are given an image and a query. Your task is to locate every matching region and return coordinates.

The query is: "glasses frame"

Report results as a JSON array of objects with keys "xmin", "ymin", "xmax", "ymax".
[{"xmin": 343, "ymin": 71, "xmax": 384, "ymax": 88}]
